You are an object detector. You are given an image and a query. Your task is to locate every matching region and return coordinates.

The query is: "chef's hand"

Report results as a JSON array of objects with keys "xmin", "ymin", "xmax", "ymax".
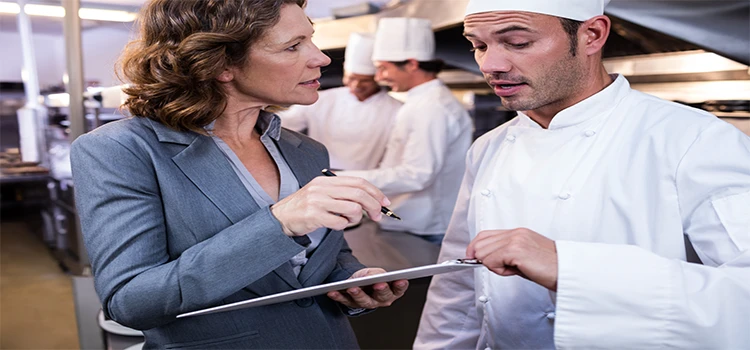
[
  {"xmin": 271, "ymin": 176, "xmax": 390, "ymax": 236},
  {"xmin": 326, "ymin": 268, "xmax": 409, "ymax": 309},
  {"xmin": 466, "ymin": 228, "xmax": 558, "ymax": 291}
]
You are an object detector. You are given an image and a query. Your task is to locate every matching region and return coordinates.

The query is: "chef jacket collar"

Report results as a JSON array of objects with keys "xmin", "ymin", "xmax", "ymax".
[
  {"xmin": 517, "ymin": 74, "xmax": 629, "ymax": 130},
  {"xmin": 407, "ymin": 78, "xmax": 443, "ymax": 98}
]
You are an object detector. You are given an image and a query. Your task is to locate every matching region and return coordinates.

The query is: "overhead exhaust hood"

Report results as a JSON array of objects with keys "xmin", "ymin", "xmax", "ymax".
[
  {"xmin": 312, "ymin": 0, "xmax": 749, "ymax": 104},
  {"xmin": 312, "ymin": 0, "xmax": 749, "ymax": 66}
]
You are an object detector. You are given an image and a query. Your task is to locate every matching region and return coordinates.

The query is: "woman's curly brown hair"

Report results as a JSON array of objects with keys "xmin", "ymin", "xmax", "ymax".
[{"xmin": 117, "ymin": 0, "xmax": 306, "ymax": 133}]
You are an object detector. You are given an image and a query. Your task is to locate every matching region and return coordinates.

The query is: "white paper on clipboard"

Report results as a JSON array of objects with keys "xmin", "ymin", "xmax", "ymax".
[{"xmin": 177, "ymin": 259, "xmax": 483, "ymax": 319}]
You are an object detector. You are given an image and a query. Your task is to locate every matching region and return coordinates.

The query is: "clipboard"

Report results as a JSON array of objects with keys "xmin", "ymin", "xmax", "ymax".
[{"xmin": 177, "ymin": 259, "xmax": 483, "ymax": 318}]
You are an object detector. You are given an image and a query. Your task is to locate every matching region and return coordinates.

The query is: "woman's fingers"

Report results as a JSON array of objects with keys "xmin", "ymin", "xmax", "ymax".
[
  {"xmin": 313, "ymin": 176, "xmax": 389, "ymax": 206},
  {"xmin": 326, "ymin": 268, "xmax": 409, "ymax": 309},
  {"xmin": 271, "ymin": 176, "xmax": 390, "ymax": 236},
  {"xmin": 326, "ymin": 186, "xmax": 382, "ymax": 221}
]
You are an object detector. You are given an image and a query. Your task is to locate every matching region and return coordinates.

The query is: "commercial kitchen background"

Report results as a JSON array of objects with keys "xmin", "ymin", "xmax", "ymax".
[{"xmin": 1, "ymin": 0, "xmax": 748, "ymax": 349}]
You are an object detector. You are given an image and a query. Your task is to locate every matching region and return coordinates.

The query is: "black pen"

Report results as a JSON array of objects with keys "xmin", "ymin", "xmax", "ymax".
[{"xmin": 321, "ymin": 169, "xmax": 402, "ymax": 221}]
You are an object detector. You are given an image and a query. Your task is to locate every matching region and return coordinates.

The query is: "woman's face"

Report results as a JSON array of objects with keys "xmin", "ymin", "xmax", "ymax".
[{"xmin": 226, "ymin": 4, "xmax": 331, "ymax": 107}]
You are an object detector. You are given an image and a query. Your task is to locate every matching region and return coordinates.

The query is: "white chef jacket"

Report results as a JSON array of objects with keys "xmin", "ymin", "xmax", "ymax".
[
  {"xmin": 338, "ymin": 79, "xmax": 473, "ymax": 235},
  {"xmin": 277, "ymin": 87, "xmax": 401, "ymax": 170},
  {"xmin": 414, "ymin": 75, "xmax": 750, "ymax": 349}
]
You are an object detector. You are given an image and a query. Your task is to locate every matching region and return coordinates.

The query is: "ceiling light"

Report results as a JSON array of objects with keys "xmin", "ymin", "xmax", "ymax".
[
  {"xmin": 79, "ymin": 8, "xmax": 137, "ymax": 22},
  {"xmin": 25, "ymin": 4, "xmax": 65, "ymax": 17},
  {"xmin": 0, "ymin": 2, "xmax": 20, "ymax": 14},
  {"xmin": 0, "ymin": 2, "xmax": 138, "ymax": 22}
]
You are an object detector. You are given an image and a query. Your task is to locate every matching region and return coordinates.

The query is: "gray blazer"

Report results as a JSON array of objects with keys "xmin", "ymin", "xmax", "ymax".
[{"xmin": 71, "ymin": 116, "xmax": 365, "ymax": 349}]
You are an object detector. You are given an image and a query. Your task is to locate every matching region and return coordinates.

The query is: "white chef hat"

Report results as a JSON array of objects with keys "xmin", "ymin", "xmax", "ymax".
[
  {"xmin": 372, "ymin": 17, "xmax": 435, "ymax": 62},
  {"xmin": 465, "ymin": 0, "xmax": 611, "ymax": 21},
  {"xmin": 344, "ymin": 32, "xmax": 376, "ymax": 75}
]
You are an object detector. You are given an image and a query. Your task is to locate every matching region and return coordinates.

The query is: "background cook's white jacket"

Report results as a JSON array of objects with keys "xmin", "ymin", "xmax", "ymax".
[
  {"xmin": 339, "ymin": 79, "xmax": 473, "ymax": 234},
  {"xmin": 414, "ymin": 75, "xmax": 750, "ymax": 349},
  {"xmin": 278, "ymin": 87, "xmax": 401, "ymax": 170}
]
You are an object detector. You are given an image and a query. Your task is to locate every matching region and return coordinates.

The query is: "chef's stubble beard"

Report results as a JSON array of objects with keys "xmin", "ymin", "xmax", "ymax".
[{"xmin": 498, "ymin": 52, "xmax": 586, "ymax": 112}]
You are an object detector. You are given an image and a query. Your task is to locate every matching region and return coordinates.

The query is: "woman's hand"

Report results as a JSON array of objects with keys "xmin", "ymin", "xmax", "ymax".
[
  {"xmin": 270, "ymin": 176, "xmax": 390, "ymax": 236},
  {"xmin": 326, "ymin": 268, "xmax": 409, "ymax": 309}
]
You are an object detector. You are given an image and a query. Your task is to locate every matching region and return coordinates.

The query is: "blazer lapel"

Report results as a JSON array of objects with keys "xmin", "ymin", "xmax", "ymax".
[
  {"xmin": 272, "ymin": 130, "xmax": 324, "ymax": 288},
  {"xmin": 276, "ymin": 130, "xmax": 318, "ymax": 187},
  {"xmin": 275, "ymin": 130, "xmax": 343, "ymax": 286},
  {"xmin": 298, "ymin": 230, "xmax": 339, "ymax": 286},
  {"xmin": 156, "ymin": 121, "xmax": 323, "ymax": 291},
  {"xmin": 160, "ymin": 123, "xmax": 302, "ymax": 290},
  {"xmin": 171, "ymin": 135, "xmax": 260, "ymax": 224},
  {"xmin": 272, "ymin": 263, "xmax": 302, "ymax": 289}
]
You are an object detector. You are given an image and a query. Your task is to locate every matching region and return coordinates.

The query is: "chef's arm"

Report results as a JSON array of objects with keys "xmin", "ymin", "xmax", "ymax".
[
  {"xmin": 554, "ymin": 120, "xmax": 750, "ymax": 349},
  {"xmin": 338, "ymin": 110, "xmax": 451, "ymax": 195},
  {"xmin": 414, "ymin": 141, "xmax": 486, "ymax": 349},
  {"xmin": 553, "ymin": 242, "xmax": 750, "ymax": 348}
]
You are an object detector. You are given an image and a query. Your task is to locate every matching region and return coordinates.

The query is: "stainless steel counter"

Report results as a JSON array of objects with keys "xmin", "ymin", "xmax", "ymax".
[{"xmin": 344, "ymin": 219, "xmax": 441, "ymax": 271}]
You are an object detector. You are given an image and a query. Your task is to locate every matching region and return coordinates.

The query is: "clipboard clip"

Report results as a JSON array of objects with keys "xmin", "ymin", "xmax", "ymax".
[{"xmin": 455, "ymin": 258, "xmax": 483, "ymax": 265}]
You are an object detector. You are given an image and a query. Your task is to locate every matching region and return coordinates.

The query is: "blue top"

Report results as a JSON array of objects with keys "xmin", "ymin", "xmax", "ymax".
[{"xmin": 207, "ymin": 111, "xmax": 327, "ymax": 276}]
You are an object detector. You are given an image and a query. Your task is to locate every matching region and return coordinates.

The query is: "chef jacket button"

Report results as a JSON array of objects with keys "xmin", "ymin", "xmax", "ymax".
[
  {"xmin": 584, "ymin": 130, "xmax": 596, "ymax": 137},
  {"xmin": 478, "ymin": 295, "xmax": 489, "ymax": 303},
  {"xmin": 558, "ymin": 192, "xmax": 571, "ymax": 200},
  {"xmin": 481, "ymin": 189, "xmax": 491, "ymax": 197},
  {"xmin": 546, "ymin": 311, "xmax": 556, "ymax": 320},
  {"xmin": 506, "ymin": 134, "xmax": 516, "ymax": 142}
]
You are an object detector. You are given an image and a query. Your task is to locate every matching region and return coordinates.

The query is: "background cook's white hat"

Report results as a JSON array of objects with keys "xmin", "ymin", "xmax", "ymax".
[
  {"xmin": 465, "ymin": 0, "xmax": 611, "ymax": 21},
  {"xmin": 372, "ymin": 17, "xmax": 435, "ymax": 62},
  {"xmin": 344, "ymin": 32, "xmax": 376, "ymax": 75}
]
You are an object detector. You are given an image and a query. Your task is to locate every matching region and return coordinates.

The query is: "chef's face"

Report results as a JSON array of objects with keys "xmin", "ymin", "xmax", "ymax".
[
  {"xmin": 227, "ymin": 4, "xmax": 331, "ymax": 106},
  {"xmin": 343, "ymin": 72, "xmax": 380, "ymax": 101},
  {"xmin": 374, "ymin": 61, "xmax": 412, "ymax": 92},
  {"xmin": 463, "ymin": 11, "xmax": 587, "ymax": 114}
]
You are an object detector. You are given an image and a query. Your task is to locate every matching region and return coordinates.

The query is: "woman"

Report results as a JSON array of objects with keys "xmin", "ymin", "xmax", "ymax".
[{"xmin": 71, "ymin": 0, "xmax": 407, "ymax": 348}]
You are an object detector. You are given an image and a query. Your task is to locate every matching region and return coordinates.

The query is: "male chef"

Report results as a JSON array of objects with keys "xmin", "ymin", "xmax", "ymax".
[{"xmin": 415, "ymin": 0, "xmax": 750, "ymax": 348}]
